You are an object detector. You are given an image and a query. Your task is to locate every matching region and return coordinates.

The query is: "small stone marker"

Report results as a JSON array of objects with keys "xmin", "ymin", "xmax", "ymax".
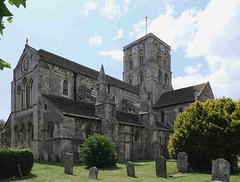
[
  {"xmin": 211, "ymin": 158, "xmax": 230, "ymax": 182},
  {"xmin": 89, "ymin": 166, "xmax": 99, "ymax": 179},
  {"xmin": 156, "ymin": 155, "xmax": 167, "ymax": 178},
  {"xmin": 64, "ymin": 152, "xmax": 74, "ymax": 175},
  {"xmin": 43, "ymin": 151, "xmax": 49, "ymax": 161},
  {"xmin": 177, "ymin": 152, "xmax": 188, "ymax": 173},
  {"xmin": 50, "ymin": 153, "xmax": 57, "ymax": 162},
  {"xmin": 126, "ymin": 161, "xmax": 135, "ymax": 177}
]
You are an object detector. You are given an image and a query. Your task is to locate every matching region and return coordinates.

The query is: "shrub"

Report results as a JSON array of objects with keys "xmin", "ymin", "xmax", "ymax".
[
  {"xmin": 0, "ymin": 148, "xmax": 34, "ymax": 179},
  {"xmin": 80, "ymin": 134, "xmax": 117, "ymax": 168},
  {"xmin": 168, "ymin": 98, "xmax": 240, "ymax": 171}
]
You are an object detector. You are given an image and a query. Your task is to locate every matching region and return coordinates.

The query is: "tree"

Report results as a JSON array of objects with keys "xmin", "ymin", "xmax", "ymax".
[
  {"xmin": 168, "ymin": 97, "xmax": 240, "ymax": 171},
  {"xmin": 80, "ymin": 134, "xmax": 117, "ymax": 168},
  {"xmin": 0, "ymin": 119, "xmax": 5, "ymax": 132},
  {"xmin": 0, "ymin": 0, "xmax": 27, "ymax": 70}
]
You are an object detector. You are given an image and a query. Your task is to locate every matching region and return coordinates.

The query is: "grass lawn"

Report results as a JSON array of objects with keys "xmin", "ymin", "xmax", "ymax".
[{"xmin": 1, "ymin": 160, "xmax": 240, "ymax": 182}]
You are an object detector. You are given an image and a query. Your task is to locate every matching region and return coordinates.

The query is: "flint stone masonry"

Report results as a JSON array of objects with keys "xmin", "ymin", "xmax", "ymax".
[
  {"xmin": 211, "ymin": 158, "xmax": 230, "ymax": 182},
  {"xmin": 156, "ymin": 155, "xmax": 167, "ymax": 178},
  {"xmin": 126, "ymin": 161, "xmax": 135, "ymax": 177},
  {"xmin": 177, "ymin": 152, "xmax": 188, "ymax": 173},
  {"xmin": 89, "ymin": 166, "xmax": 99, "ymax": 180},
  {"xmin": 64, "ymin": 153, "xmax": 74, "ymax": 175}
]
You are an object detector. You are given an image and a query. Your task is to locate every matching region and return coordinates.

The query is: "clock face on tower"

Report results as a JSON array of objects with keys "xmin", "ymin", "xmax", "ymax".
[
  {"xmin": 22, "ymin": 55, "xmax": 29, "ymax": 71},
  {"xmin": 160, "ymin": 44, "xmax": 164, "ymax": 52}
]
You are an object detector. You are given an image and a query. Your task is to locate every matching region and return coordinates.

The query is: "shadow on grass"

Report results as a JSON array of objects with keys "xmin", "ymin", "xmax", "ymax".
[{"xmin": 1, "ymin": 173, "xmax": 37, "ymax": 182}]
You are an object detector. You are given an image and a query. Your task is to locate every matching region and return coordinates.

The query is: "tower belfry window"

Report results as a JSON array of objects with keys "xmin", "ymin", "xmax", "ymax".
[
  {"xmin": 128, "ymin": 55, "xmax": 133, "ymax": 70},
  {"xmin": 139, "ymin": 72, "xmax": 144, "ymax": 83},
  {"xmin": 164, "ymin": 74, "xmax": 168, "ymax": 85},
  {"xmin": 139, "ymin": 53, "xmax": 143, "ymax": 66}
]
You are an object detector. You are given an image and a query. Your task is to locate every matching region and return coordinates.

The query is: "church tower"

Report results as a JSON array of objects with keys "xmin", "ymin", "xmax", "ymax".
[{"xmin": 123, "ymin": 33, "xmax": 173, "ymax": 105}]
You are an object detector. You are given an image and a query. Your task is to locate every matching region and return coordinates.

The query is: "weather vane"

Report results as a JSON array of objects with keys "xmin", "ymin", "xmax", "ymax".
[{"xmin": 145, "ymin": 16, "xmax": 148, "ymax": 35}]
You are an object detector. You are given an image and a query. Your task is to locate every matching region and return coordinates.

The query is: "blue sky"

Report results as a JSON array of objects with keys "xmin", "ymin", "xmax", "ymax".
[{"xmin": 1, "ymin": 0, "xmax": 240, "ymax": 121}]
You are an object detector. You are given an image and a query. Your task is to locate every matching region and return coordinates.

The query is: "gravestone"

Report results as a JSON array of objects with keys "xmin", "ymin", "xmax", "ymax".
[
  {"xmin": 126, "ymin": 161, "xmax": 135, "ymax": 177},
  {"xmin": 156, "ymin": 155, "xmax": 167, "ymax": 178},
  {"xmin": 43, "ymin": 151, "xmax": 49, "ymax": 161},
  {"xmin": 50, "ymin": 153, "xmax": 56, "ymax": 162},
  {"xmin": 89, "ymin": 166, "xmax": 99, "ymax": 179},
  {"xmin": 211, "ymin": 158, "xmax": 230, "ymax": 182},
  {"xmin": 64, "ymin": 153, "xmax": 74, "ymax": 175},
  {"xmin": 177, "ymin": 152, "xmax": 188, "ymax": 173}
]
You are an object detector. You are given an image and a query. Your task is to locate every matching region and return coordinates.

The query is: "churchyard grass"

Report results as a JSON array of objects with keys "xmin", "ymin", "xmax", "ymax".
[{"xmin": 1, "ymin": 159, "xmax": 240, "ymax": 182}]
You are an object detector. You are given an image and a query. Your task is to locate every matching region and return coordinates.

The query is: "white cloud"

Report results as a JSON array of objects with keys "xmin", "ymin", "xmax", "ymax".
[
  {"xmin": 184, "ymin": 64, "xmax": 202, "ymax": 75},
  {"xmin": 81, "ymin": 1, "xmax": 98, "ymax": 16},
  {"xmin": 98, "ymin": 50, "xmax": 123, "ymax": 61},
  {"xmin": 133, "ymin": 0, "xmax": 240, "ymax": 100},
  {"xmin": 113, "ymin": 29, "xmax": 124, "ymax": 40},
  {"xmin": 123, "ymin": 5, "xmax": 128, "ymax": 12},
  {"xmin": 100, "ymin": 0, "xmax": 121, "ymax": 19},
  {"xmin": 89, "ymin": 36, "xmax": 102, "ymax": 45},
  {"xmin": 124, "ymin": 0, "xmax": 131, "ymax": 4}
]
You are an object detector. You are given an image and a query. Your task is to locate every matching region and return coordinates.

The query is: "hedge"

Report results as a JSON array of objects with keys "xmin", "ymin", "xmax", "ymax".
[{"xmin": 0, "ymin": 148, "xmax": 34, "ymax": 179}]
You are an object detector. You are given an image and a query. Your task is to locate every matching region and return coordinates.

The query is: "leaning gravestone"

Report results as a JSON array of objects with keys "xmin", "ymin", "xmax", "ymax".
[
  {"xmin": 177, "ymin": 152, "xmax": 188, "ymax": 173},
  {"xmin": 43, "ymin": 151, "xmax": 49, "ymax": 161},
  {"xmin": 156, "ymin": 155, "xmax": 167, "ymax": 178},
  {"xmin": 126, "ymin": 161, "xmax": 135, "ymax": 177},
  {"xmin": 89, "ymin": 166, "xmax": 99, "ymax": 179},
  {"xmin": 50, "ymin": 153, "xmax": 57, "ymax": 162},
  {"xmin": 64, "ymin": 153, "xmax": 74, "ymax": 175},
  {"xmin": 211, "ymin": 158, "xmax": 230, "ymax": 182}
]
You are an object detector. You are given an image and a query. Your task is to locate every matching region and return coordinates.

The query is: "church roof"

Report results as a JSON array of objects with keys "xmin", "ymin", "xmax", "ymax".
[
  {"xmin": 153, "ymin": 82, "xmax": 208, "ymax": 108},
  {"xmin": 43, "ymin": 94, "xmax": 98, "ymax": 119},
  {"xmin": 38, "ymin": 49, "xmax": 140, "ymax": 94},
  {"xmin": 43, "ymin": 94, "xmax": 142, "ymax": 126},
  {"xmin": 116, "ymin": 111, "xmax": 143, "ymax": 127}
]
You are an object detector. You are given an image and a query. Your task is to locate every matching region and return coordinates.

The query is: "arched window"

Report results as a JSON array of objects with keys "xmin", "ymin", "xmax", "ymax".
[
  {"xmin": 135, "ymin": 131, "xmax": 139, "ymax": 142},
  {"xmin": 21, "ymin": 124, "xmax": 26, "ymax": 141},
  {"xmin": 160, "ymin": 132, "xmax": 165, "ymax": 145},
  {"xmin": 16, "ymin": 85, "xmax": 21, "ymax": 111},
  {"xmin": 158, "ymin": 70, "xmax": 161, "ymax": 82},
  {"xmin": 128, "ymin": 55, "xmax": 133, "ymax": 70},
  {"xmin": 139, "ymin": 53, "xmax": 143, "ymax": 66},
  {"xmin": 28, "ymin": 122, "xmax": 33, "ymax": 140},
  {"xmin": 112, "ymin": 95, "xmax": 116, "ymax": 103},
  {"xmin": 164, "ymin": 74, "xmax": 168, "ymax": 85},
  {"xmin": 26, "ymin": 81, "xmax": 29, "ymax": 108},
  {"xmin": 164, "ymin": 59, "xmax": 166, "ymax": 69},
  {"xmin": 156, "ymin": 53, "xmax": 160, "ymax": 65},
  {"xmin": 22, "ymin": 78, "xmax": 27, "ymax": 109},
  {"xmin": 14, "ymin": 125, "xmax": 19, "ymax": 142},
  {"xmin": 63, "ymin": 79, "xmax": 68, "ymax": 96},
  {"xmin": 139, "ymin": 72, "xmax": 144, "ymax": 83},
  {"xmin": 161, "ymin": 111, "xmax": 165, "ymax": 122},
  {"xmin": 165, "ymin": 133, "xmax": 170, "ymax": 144},
  {"xmin": 128, "ymin": 75, "xmax": 132, "ymax": 85},
  {"xmin": 29, "ymin": 79, "xmax": 33, "ymax": 106},
  {"xmin": 85, "ymin": 125, "xmax": 93, "ymax": 139},
  {"xmin": 178, "ymin": 107, "xmax": 183, "ymax": 113},
  {"xmin": 47, "ymin": 123, "xmax": 54, "ymax": 139}
]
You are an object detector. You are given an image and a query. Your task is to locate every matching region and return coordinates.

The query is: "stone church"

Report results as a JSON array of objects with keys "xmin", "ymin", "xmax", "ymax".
[{"xmin": 1, "ymin": 33, "xmax": 214, "ymax": 162}]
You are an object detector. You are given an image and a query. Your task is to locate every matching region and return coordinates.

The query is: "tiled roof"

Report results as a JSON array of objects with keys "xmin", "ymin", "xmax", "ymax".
[
  {"xmin": 116, "ymin": 111, "xmax": 143, "ymax": 126},
  {"xmin": 43, "ymin": 94, "xmax": 142, "ymax": 126},
  {"xmin": 156, "ymin": 122, "xmax": 173, "ymax": 132},
  {"xmin": 39, "ymin": 49, "xmax": 140, "ymax": 94},
  {"xmin": 153, "ymin": 82, "xmax": 208, "ymax": 108},
  {"xmin": 43, "ymin": 94, "xmax": 98, "ymax": 119}
]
